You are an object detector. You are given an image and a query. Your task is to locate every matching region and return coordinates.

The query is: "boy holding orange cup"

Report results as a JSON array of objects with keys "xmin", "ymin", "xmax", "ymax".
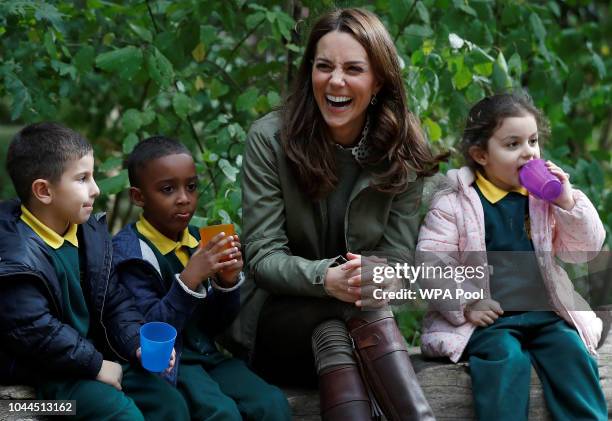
[{"xmin": 112, "ymin": 136, "xmax": 291, "ymax": 420}]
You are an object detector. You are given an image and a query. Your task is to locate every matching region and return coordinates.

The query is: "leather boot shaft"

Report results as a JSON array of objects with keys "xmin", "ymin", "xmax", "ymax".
[
  {"xmin": 349, "ymin": 316, "xmax": 436, "ymax": 421},
  {"xmin": 319, "ymin": 364, "xmax": 374, "ymax": 421}
]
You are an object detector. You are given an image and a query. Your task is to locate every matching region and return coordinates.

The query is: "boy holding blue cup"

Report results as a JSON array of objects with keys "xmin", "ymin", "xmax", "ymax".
[
  {"xmin": 113, "ymin": 136, "xmax": 291, "ymax": 420},
  {"xmin": 0, "ymin": 123, "xmax": 183, "ymax": 421}
]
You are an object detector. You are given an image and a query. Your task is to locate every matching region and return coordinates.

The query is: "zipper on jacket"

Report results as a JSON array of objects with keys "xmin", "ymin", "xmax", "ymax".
[
  {"xmin": 318, "ymin": 201, "xmax": 328, "ymax": 256},
  {"xmin": 98, "ymin": 242, "xmax": 130, "ymax": 362}
]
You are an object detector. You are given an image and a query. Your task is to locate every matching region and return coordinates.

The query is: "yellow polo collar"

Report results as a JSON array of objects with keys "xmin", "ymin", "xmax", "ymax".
[
  {"xmin": 20, "ymin": 205, "xmax": 78, "ymax": 249},
  {"xmin": 475, "ymin": 171, "xmax": 528, "ymax": 204},
  {"xmin": 136, "ymin": 214, "xmax": 198, "ymax": 258}
]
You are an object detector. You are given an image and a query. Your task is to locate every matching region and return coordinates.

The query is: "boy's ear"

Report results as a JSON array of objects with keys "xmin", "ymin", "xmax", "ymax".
[
  {"xmin": 468, "ymin": 145, "xmax": 488, "ymax": 166},
  {"xmin": 129, "ymin": 186, "xmax": 145, "ymax": 208},
  {"xmin": 31, "ymin": 179, "xmax": 53, "ymax": 205}
]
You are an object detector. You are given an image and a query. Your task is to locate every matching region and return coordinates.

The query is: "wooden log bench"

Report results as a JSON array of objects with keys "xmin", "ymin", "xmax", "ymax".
[
  {"xmin": 287, "ymin": 336, "xmax": 612, "ymax": 420},
  {"xmin": 2, "ymin": 337, "xmax": 611, "ymax": 420}
]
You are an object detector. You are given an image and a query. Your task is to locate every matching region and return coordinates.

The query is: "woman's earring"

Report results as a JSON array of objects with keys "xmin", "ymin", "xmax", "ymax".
[{"xmin": 370, "ymin": 95, "xmax": 377, "ymax": 106}]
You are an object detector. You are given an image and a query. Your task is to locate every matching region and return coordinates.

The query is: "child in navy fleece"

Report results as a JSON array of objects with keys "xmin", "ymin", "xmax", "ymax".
[{"xmin": 113, "ymin": 136, "xmax": 291, "ymax": 420}]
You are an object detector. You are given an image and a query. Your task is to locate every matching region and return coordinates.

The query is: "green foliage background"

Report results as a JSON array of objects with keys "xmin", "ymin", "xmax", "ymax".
[{"xmin": 1, "ymin": 0, "xmax": 610, "ymax": 342}]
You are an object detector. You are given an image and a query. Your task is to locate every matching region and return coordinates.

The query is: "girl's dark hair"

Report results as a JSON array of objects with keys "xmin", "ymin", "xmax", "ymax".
[
  {"xmin": 461, "ymin": 91, "xmax": 550, "ymax": 171},
  {"xmin": 281, "ymin": 7, "xmax": 448, "ymax": 200}
]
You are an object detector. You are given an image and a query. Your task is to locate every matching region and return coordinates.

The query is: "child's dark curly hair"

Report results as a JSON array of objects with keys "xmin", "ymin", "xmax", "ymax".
[{"xmin": 461, "ymin": 90, "xmax": 550, "ymax": 171}]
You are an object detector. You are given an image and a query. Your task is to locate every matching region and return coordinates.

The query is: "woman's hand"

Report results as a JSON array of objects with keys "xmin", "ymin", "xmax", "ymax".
[
  {"xmin": 344, "ymin": 252, "xmax": 396, "ymax": 308},
  {"xmin": 465, "ymin": 299, "xmax": 503, "ymax": 327},
  {"xmin": 324, "ymin": 261, "xmax": 361, "ymax": 304},
  {"xmin": 545, "ymin": 160, "xmax": 575, "ymax": 210}
]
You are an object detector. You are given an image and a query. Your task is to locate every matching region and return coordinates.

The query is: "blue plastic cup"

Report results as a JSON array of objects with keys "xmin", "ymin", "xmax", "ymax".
[{"xmin": 140, "ymin": 322, "xmax": 177, "ymax": 373}]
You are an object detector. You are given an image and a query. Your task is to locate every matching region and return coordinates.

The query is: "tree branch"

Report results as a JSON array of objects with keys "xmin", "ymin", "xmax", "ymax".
[
  {"xmin": 393, "ymin": 1, "xmax": 418, "ymax": 44},
  {"xmin": 145, "ymin": 0, "xmax": 160, "ymax": 34}
]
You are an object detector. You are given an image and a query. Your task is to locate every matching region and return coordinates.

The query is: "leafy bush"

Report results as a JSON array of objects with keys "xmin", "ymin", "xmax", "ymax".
[{"xmin": 1, "ymin": 0, "xmax": 610, "ymax": 339}]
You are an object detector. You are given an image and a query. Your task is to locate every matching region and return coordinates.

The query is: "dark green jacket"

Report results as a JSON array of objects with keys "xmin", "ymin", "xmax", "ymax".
[{"xmin": 225, "ymin": 112, "xmax": 424, "ymax": 356}]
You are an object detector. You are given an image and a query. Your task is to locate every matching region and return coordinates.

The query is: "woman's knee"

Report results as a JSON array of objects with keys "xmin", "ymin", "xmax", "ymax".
[{"xmin": 311, "ymin": 319, "xmax": 356, "ymax": 374}]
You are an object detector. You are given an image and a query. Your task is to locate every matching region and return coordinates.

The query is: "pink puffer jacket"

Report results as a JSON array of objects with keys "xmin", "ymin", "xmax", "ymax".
[{"xmin": 417, "ymin": 167, "xmax": 606, "ymax": 362}]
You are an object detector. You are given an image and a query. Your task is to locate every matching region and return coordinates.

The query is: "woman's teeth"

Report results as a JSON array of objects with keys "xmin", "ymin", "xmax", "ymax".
[{"xmin": 326, "ymin": 94, "xmax": 352, "ymax": 107}]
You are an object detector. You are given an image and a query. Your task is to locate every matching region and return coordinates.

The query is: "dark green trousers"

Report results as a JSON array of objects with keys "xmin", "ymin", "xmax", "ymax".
[
  {"xmin": 37, "ymin": 364, "xmax": 189, "ymax": 421},
  {"xmin": 178, "ymin": 349, "xmax": 291, "ymax": 420},
  {"xmin": 465, "ymin": 311, "xmax": 607, "ymax": 421}
]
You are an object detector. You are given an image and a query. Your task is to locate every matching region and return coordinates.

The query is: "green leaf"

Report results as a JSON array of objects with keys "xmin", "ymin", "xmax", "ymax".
[
  {"xmin": 43, "ymin": 32, "xmax": 58, "ymax": 59},
  {"xmin": 453, "ymin": 65, "xmax": 472, "ymax": 90},
  {"xmin": 562, "ymin": 95, "xmax": 571, "ymax": 115},
  {"xmin": 423, "ymin": 118, "xmax": 441, "ymax": 141},
  {"xmin": 416, "ymin": 1, "xmax": 430, "ymax": 24},
  {"xmin": 73, "ymin": 46, "xmax": 95, "ymax": 73},
  {"xmin": 34, "ymin": 3, "xmax": 64, "ymax": 32},
  {"xmin": 218, "ymin": 159, "xmax": 239, "ymax": 182},
  {"xmin": 95, "ymin": 46, "xmax": 143, "ymax": 80},
  {"xmin": 217, "ymin": 209, "xmax": 232, "ymax": 224},
  {"xmin": 121, "ymin": 109, "xmax": 142, "ymax": 133},
  {"xmin": 173, "ymin": 92, "xmax": 191, "ymax": 120},
  {"xmin": 548, "ymin": 2, "xmax": 561, "ymax": 17},
  {"xmin": 147, "ymin": 47, "xmax": 174, "ymax": 88},
  {"xmin": 592, "ymin": 53, "xmax": 606, "ymax": 79},
  {"xmin": 200, "ymin": 25, "xmax": 217, "ymax": 46},
  {"xmin": 507, "ymin": 53, "xmax": 522, "ymax": 78},
  {"xmin": 529, "ymin": 13, "xmax": 546, "ymax": 42},
  {"xmin": 99, "ymin": 157, "xmax": 123, "ymax": 173},
  {"xmin": 454, "ymin": 0, "xmax": 477, "ymax": 17},
  {"xmin": 51, "ymin": 60, "xmax": 77, "ymax": 80},
  {"xmin": 203, "ymin": 151, "xmax": 219, "ymax": 163},
  {"xmin": 389, "ymin": 0, "xmax": 414, "ymax": 24},
  {"xmin": 587, "ymin": 162, "xmax": 604, "ymax": 189},
  {"xmin": 236, "ymin": 87, "xmax": 259, "ymax": 112},
  {"xmin": 496, "ymin": 51, "xmax": 509, "ymax": 73},
  {"xmin": 190, "ymin": 215, "xmax": 208, "ymax": 227},
  {"xmin": 267, "ymin": 91, "xmax": 281, "ymax": 107},
  {"xmin": 129, "ymin": 23, "xmax": 152, "ymax": 42},
  {"xmin": 473, "ymin": 62, "xmax": 493, "ymax": 77},
  {"xmin": 275, "ymin": 17, "xmax": 292, "ymax": 41},
  {"xmin": 4, "ymin": 73, "xmax": 31, "ymax": 120},
  {"xmin": 122, "ymin": 133, "xmax": 139, "ymax": 154},
  {"xmin": 246, "ymin": 12, "xmax": 265, "ymax": 30},
  {"xmin": 209, "ymin": 79, "xmax": 229, "ymax": 99},
  {"xmin": 466, "ymin": 83, "xmax": 485, "ymax": 103},
  {"xmin": 98, "ymin": 170, "xmax": 128, "ymax": 195},
  {"xmin": 404, "ymin": 24, "xmax": 433, "ymax": 38},
  {"xmin": 141, "ymin": 109, "xmax": 156, "ymax": 126},
  {"xmin": 491, "ymin": 52, "xmax": 512, "ymax": 90}
]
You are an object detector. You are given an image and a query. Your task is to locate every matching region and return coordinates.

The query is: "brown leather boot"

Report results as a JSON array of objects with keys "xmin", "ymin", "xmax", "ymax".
[
  {"xmin": 348, "ymin": 315, "xmax": 436, "ymax": 421},
  {"xmin": 319, "ymin": 364, "xmax": 374, "ymax": 421}
]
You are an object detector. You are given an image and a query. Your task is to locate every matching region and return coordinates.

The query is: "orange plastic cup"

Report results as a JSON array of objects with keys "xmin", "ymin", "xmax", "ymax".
[{"xmin": 199, "ymin": 224, "xmax": 235, "ymax": 255}]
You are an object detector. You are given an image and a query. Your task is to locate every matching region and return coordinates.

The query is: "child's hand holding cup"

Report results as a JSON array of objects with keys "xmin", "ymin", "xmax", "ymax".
[
  {"xmin": 139, "ymin": 322, "xmax": 177, "ymax": 373},
  {"xmin": 199, "ymin": 224, "xmax": 236, "ymax": 261},
  {"xmin": 519, "ymin": 159, "xmax": 575, "ymax": 210},
  {"xmin": 519, "ymin": 159, "xmax": 562, "ymax": 201},
  {"xmin": 200, "ymin": 223, "xmax": 243, "ymax": 287}
]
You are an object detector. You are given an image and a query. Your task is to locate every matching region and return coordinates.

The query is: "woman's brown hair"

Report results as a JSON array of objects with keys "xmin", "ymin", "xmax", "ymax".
[{"xmin": 281, "ymin": 7, "xmax": 447, "ymax": 200}]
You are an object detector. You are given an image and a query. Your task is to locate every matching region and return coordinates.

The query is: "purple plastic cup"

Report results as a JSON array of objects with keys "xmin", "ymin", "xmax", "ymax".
[{"xmin": 518, "ymin": 159, "xmax": 562, "ymax": 201}]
